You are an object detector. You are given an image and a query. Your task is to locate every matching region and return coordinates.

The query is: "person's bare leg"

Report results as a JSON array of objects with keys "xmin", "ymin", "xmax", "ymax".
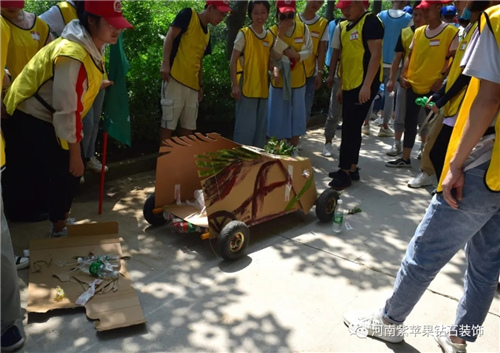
[
  {"xmin": 52, "ymin": 220, "xmax": 66, "ymax": 232},
  {"xmin": 180, "ymin": 128, "xmax": 193, "ymax": 137},
  {"xmin": 290, "ymin": 135, "xmax": 300, "ymax": 147},
  {"xmin": 402, "ymin": 147, "xmax": 412, "ymax": 161},
  {"xmin": 160, "ymin": 127, "xmax": 174, "ymax": 145}
]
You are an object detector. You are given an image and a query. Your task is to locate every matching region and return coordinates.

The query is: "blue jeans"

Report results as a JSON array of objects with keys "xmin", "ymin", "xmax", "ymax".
[{"xmin": 383, "ymin": 162, "xmax": 500, "ymax": 342}]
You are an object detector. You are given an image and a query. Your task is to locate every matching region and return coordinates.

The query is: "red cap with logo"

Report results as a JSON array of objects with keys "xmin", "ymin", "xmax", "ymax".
[
  {"xmin": 336, "ymin": 0, "xmax": 370, "ymax": 9},
  {"xmin": 206, "ymin": 0, "xmax": 232, "ymax": 13},
  {"xmin": 84, "ymin": 0, "xmax": 133, "ymax": 29},
  {"xmin": 416, "ymin": 0, "xmax": 452, "ymax": 10},
  {"xmin": 0, "ymin": 1, "xmax": 25, "ymax": 8},
  {"xmin": 277, "ymin": 0, "xmax": 296, "ymax": 13}
]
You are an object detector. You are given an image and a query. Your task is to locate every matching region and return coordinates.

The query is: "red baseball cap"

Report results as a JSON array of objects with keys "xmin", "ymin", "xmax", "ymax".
[
  {"xmin": 206, "ymin": 0, "xmax": 232, "ymax": 13},
  {"xmin": 336, "ymin": 1, "xmax": 370, "ymax": 10},
  {"xmin": 0, "ymin": 1, "xmax": 25, "ymax": 8},
  {"xmin": 277, "ymin": 0, "xmax": 296, "ymax": 13},
  {"xmin": 416, "ymin": 0, "xmax": 452, "ymax": 10},
  {"xmin": 84, "ymin": 0, "xmax": 133, "ymax": 30}
]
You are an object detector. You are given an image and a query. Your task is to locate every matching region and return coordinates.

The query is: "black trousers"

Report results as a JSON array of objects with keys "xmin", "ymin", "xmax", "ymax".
[
  {"xmin": 2, "ymin": 110, "xmax": 80, "ymax": 223},
  {"xmin": 403, "ymin": 87, "xmax": 431, "ymax": 149},
  {"xmin": 429, "ymin": 124, "xmax": 454, "ymax": 182},
  {"xmin": 339, "ymin": 81, "xmax": 379, "ymax": 170}
]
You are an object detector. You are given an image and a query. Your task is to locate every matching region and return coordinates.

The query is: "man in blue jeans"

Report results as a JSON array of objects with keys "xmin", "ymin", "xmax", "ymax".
[{"xmin": 343, "ymin": 4, "xmax": 500, "ymax": 353}]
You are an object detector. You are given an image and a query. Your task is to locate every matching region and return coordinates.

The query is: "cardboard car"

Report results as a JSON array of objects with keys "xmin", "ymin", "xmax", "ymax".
[{"xmin": 143, "ymin": 133, "xmax": 338, "ymax": 260}]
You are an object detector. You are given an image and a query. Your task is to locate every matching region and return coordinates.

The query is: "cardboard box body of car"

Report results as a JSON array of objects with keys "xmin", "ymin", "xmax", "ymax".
[
  {"xmin": 28, "ymin": 222, "xmax": 146, "ymax": 331},
  {"xmin": 144, "ymin": 133, "xmax": 339, "ymax": 260}
]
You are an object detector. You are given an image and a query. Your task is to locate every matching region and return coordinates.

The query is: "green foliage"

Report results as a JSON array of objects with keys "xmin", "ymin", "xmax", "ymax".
[
  {"xmin": 264, "ymin": 138, "xmax": 297, "ymax": 156},
  {"xmin": 199, "ymin": 45, "xmax": 233, "ymax": 123}
]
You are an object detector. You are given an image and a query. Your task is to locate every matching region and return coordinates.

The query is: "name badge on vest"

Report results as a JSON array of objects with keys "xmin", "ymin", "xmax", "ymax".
[
  {"xmin": 429, "ymin": 39, "xmax": 440, "ymax": 47},
  {"xmin": 311, "ymin": 31, "xmax": 320, "ymax": 38},
  {"xmin": 31, "ymin": 31, "xmax": 40, "ymax": 41},
  {"xmin": 294, "ymin": 37, "xmax": 304, "ymax": 44},
  {"xmin": 263, "ymin": 40, "xmax": 270, "ymax": 47},
  {"xmin": 350, "ymin": 31, "xmax": 359, "ymax": 41},
  {"xmin": 460, "ymin": 41, "xmax": 467, "ymax": 51}
]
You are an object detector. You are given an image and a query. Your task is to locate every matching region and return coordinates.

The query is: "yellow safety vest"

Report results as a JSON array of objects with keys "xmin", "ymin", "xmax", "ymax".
[
  {"xmin": 57, "ymin": 1, "xmax": 77, "ymax": 25},
  {"xmin": 401, "ymin": 26, "xmax": 414, "ymax": 59},
  {"xmin": 443, "ymin": 21, "xmax": 478, "ymax": 118},
  {"xmin": 438, "ymin": 6, "xmax": 500, "ymax": 192},
  {"xmin": 1, "ymin": 19, "xmax": 9, "ymax": 171},
  {"xmin": 170, "ymin": 9, "xmax": 210, "ymax": 91},
  {"xmin": 407, "ymin": 24, "xmax": 458, "ymax": 94},
  {"xmin": 301, "ymin": 15, "xmax": 328, "ymax": 78},
  {"xmin": 269, "ymin": 21, "xmax": 308, "ymax": 89},
  {"xmin": 239, "ymin": 27, "xmax": 272, "ymax": 98},
  {"xmin": 1, "ymin": 17, "xmax": 9, "ymax": 89},
  {"xmin": 1, "ymin": 14, "xmax": 50, "ymax": 80},
  {"xmin": 4, "ymin": 37, "xmax": 104, "ymax": 149},
  {"xmin": 339, "ymin": 12, "xmax": 383, "ymax": 91},
  {"xmin": 1, "ymin": 132, "xmax": 5, "ymax": 171}
]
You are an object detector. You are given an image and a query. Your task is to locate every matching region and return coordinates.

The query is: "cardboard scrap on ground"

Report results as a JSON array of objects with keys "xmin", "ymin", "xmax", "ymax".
[{"xmin": 27, "ymin": 222, "xmax": 146, "ymax": 331}]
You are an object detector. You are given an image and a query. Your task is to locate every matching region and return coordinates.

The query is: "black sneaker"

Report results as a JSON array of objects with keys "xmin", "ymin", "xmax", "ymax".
[
  {"xmin": 349, "ymin": 167, "xmax": 360, "ymax": 181},
  {"xmin": 329, "ymin": 168, "xmax": 360, "ymax": 180},
  {"xmin": 328, "ymin": 169, "xmax": 351, "ymax": 190},
  {"xmin": 385, "ymin": 157, "xmax": 411, "ymax": 168},
  {"xmin": 1, "ymin": 325, "xmax": 24, "ymax": 352}
]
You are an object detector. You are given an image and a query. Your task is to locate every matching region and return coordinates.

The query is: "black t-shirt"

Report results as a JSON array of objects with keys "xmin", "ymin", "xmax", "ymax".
[
  {"xmin": 394, "ymin": 25, "xmax": 415, "ymax": 53},
  {"xmin": 169, "ymin": 8, "xmax": 212, "ymax": 65}
]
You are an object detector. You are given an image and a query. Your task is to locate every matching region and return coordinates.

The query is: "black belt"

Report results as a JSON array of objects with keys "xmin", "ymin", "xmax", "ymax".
[{"xmin": 484, "ymin": 126, "xmax": 495, "ymax": 137}]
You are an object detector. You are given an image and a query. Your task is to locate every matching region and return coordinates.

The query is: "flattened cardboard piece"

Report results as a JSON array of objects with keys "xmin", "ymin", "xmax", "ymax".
[
  {"xmin": 156, "ymin": 133, "xmax": 238, "ymax": 208},
  {"xmin": 163, "ymin": 204, "xmax": 208, "ymax": 228},
  {"xmin": 28, "ymin": 222, "xmax": 146, "ymax": 331},
  {"xmin": 196, "ymin": 147, "xmax": 317, "ymax": 236}
]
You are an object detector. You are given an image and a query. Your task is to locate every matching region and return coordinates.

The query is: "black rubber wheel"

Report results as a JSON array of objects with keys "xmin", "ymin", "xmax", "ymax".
[
  {"xmin": 315, "ymin": 189, "xmax": 339, "ymax": 222},
  {"xmin": 218, "ymin": 221, "xmax": 250, "ymax": 261},
  {"xmin": 143, "ymin": 193, "xmax": 167, "ymax": 226}
]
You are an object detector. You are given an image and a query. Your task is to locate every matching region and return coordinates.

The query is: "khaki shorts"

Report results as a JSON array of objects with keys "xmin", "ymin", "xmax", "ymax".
[{"xmin": 161, "ymin": 78, "xmax": 199, "ymax": 131}]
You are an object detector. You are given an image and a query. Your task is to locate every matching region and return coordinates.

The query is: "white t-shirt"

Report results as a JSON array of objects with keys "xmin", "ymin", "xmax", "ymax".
[
  {"xmin": 39, "ymin": 0, "xmax": 76, "ymax": 37},
  {"xmin": 461, "ymin": 26, "xmax": 499, "ymax": 171},
  {"xmin": 330, "ymin": 23, "xmax": 341, "ymax": 50},
  {"xmin": 299, "ymin": 14, "xmax": 329, "ymax": 42},
  {"xmin": 233, "ymin": 24, "xmax": 268, "ymax": 52}
]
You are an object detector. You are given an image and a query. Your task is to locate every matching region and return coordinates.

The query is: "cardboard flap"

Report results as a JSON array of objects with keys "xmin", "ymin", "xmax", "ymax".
[
  {"xmin": 155, "ymin": 133, "xmax": 238, "ymax": 208},
  {"xmin": 28, "ymin": 223, "xmax": 146, "ymax": 331}
]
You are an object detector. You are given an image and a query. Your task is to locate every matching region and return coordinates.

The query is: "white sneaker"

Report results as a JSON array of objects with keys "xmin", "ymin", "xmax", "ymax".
[
  {"xmin": 373, "ymin": 117, "xmax": 384, "ymax": 126},
  {"xmin": 321, "ymin": 143, "xmax": 334, "ymax": 157},
  {"xmin": 434, "ymin": 333, "xmax": 467, "ymax": 353},
  {"xmin": 15, "ymin": 256, "xmax": 29, "ymax": 270},
  {"xmin": 362, "ymin": 124, "xmax": 370, "ymax": 136},
  {"xmin": 408, "ymin": 172, "xmax": 434, "ymax": 188},
  {"xmin": 343, "ymin": 310, "xmax": 404, "ymax": 343},
  {"xmin": 378, "ymin": 126, "xmax": 395, "ymax": 137},
  {"xmin": 297, "ymin": 136, "xmax": 305, "ymax": 151},
  {"xmin": 386, "ymin": 142, "xmax": 402, "ymax": 156},
  {"xmin": 86, "ymin": 156, "xmax": 108, "ymax": 174}
]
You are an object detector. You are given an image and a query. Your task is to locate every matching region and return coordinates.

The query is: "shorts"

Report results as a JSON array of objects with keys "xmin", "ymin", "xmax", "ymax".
[{"xmin": 160, "ymin": 78, "xmax": 199, "ymax": 131}]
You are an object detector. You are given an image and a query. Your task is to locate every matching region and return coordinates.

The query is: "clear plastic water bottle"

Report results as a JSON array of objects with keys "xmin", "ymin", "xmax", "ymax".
[
  {"xmin": 78, "ymin": 259, "xmax": 119, "ymax": 279},
  {"xmin": 333, "ymin": 199, "xmax": 344, "ymax": 234}
]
